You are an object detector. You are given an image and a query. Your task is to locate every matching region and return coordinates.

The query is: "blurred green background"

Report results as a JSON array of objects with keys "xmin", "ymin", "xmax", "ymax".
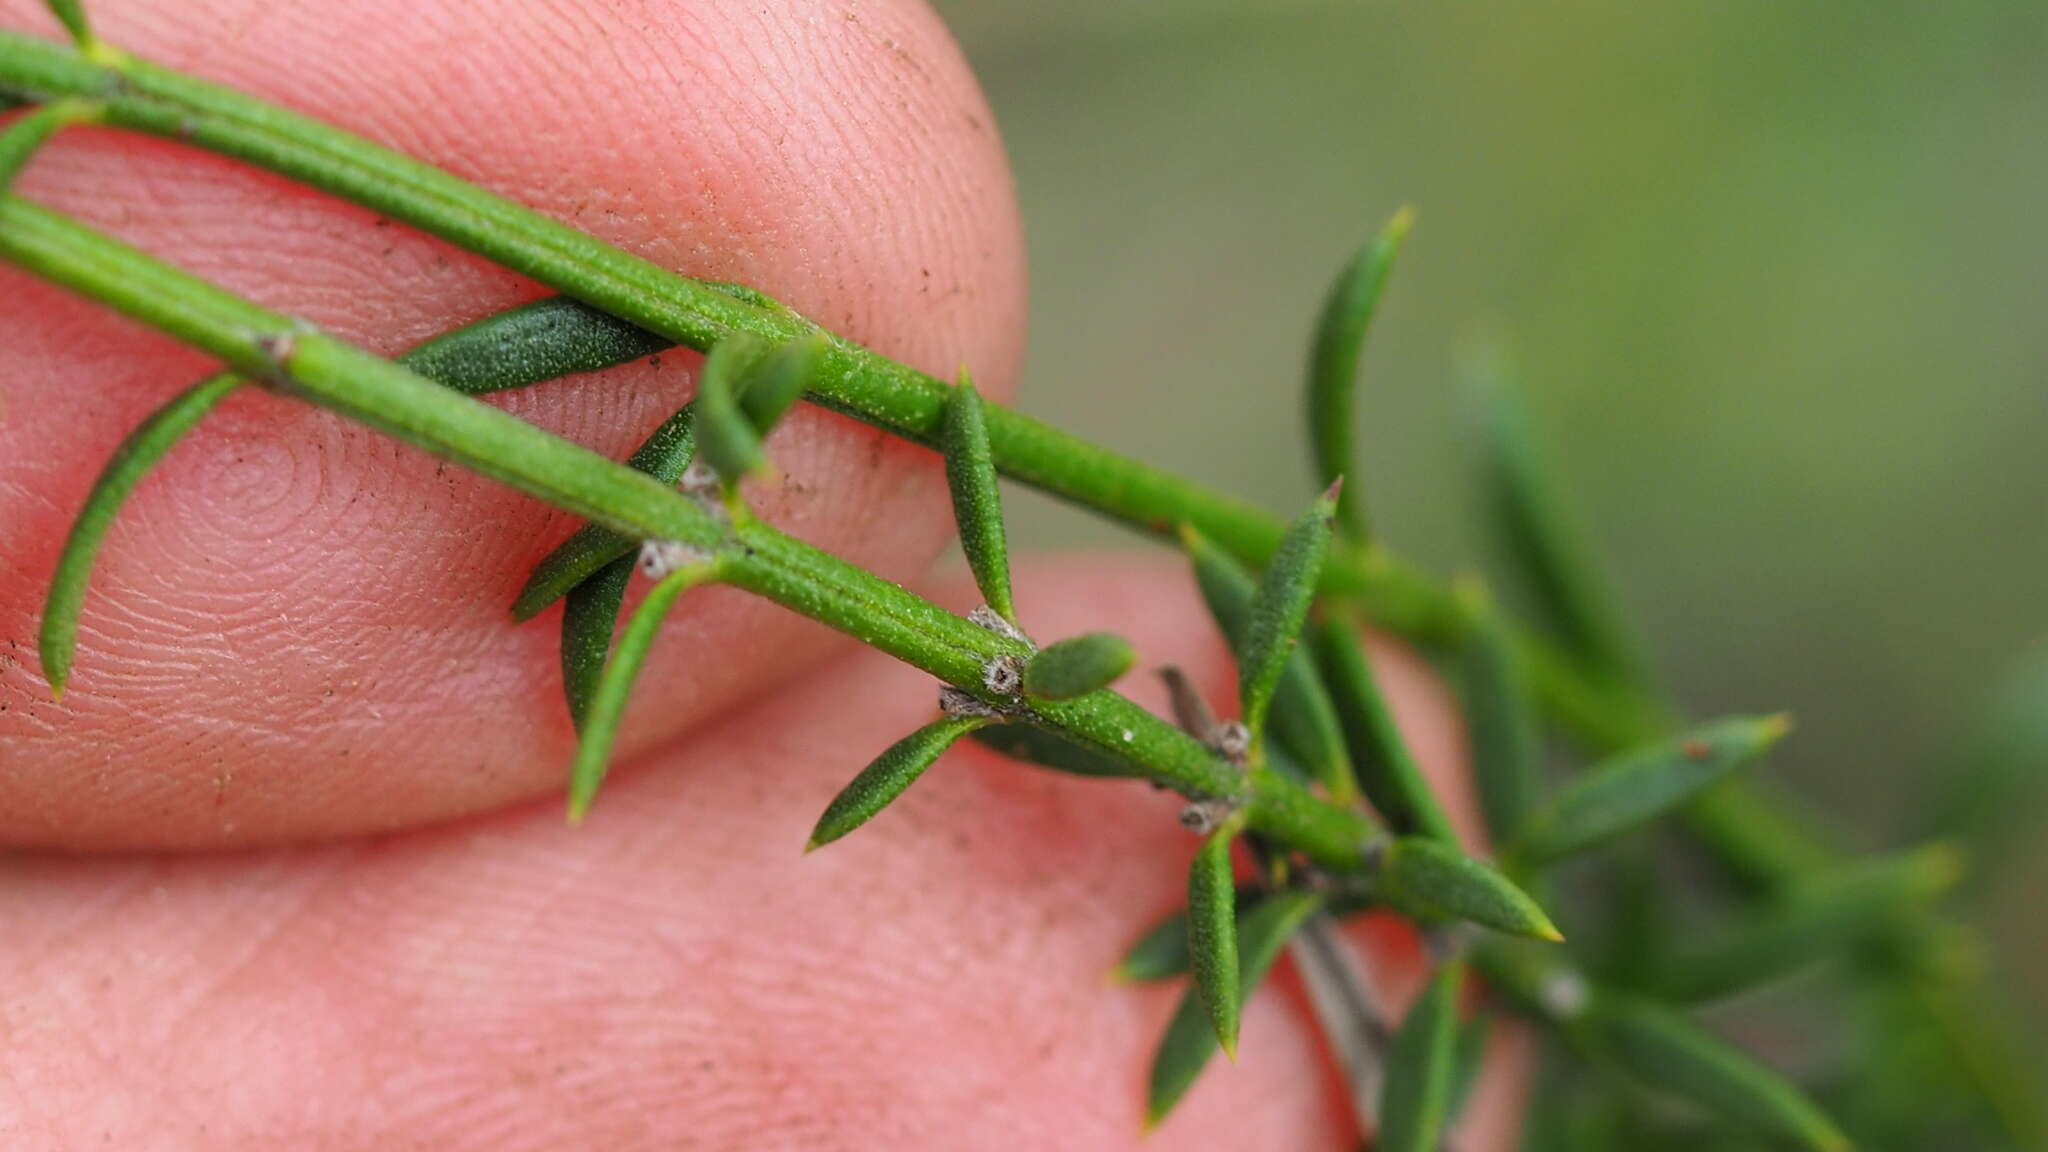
[{"xmin": 937, "ymin": 0, "xmax": 2046, "ymax": 1002}]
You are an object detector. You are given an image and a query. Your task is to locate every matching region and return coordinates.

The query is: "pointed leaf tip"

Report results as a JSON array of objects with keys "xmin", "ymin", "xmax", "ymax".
[
  {"xmin": 1758, "ymin": 711, "xmax": 1795, "ymax": 745},
  {"xmin": 1022, "ymin": 632, "xmax": 1135, "ymax": 700},
  {"xmin": 1182, "ymin": 527, "xmax": 1353, "ymax": 800},
  {"xmin": 41, "ymin": 371, "xmax": 241, "ymax": 707},
  {"xmin": 46, "ymin": 0, "xmax": 93, "ymax": 47},
  {"xmin": 695, "ymin": 337, "xmax": 769, "ymax": 484},
  {"xmin": 739, "ymin": 333, "xmax": 826, "ymax": 440},
  {"xmin": 565, "ymin": 789, "xmax": 593, "ymax": 825},
  {"xmin": 566, "ymin": 563, "xmax": 718, "ymax": 819},
  {"xmin": 806, "ymin": 715, "xmax": 986, "ymax": 849},
  {"xmin": 1238, "ymin": 491, "xmax": 1337, "ymax": 738},
  {"xmin": 1186, "ymin": 820, "xmax": 1244, "ymax": 1056},
  {"xmin": 1510, "ymin": 715, "xmax": 1789, "ymax": 867},
  {"xmin": 1144, "ymin": 890, "xmax": 1325, "ymax": 1127},
  {"xmin": 1381, "ymin": 837, "xmax": 1561, "ymax": 940},
  {"xmin": 1305, "ymin": 207, "xmax": 1411, "ymax": 541},
  {"xmin": 942, "ymin": 375, "xmax": 1016, "ymax": 625}
]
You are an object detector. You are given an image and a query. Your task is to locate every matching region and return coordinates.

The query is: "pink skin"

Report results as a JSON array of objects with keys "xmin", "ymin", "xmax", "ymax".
[{"xmin": 0, "ymin": 1, "xmax": 1528, "ymax": 1146}]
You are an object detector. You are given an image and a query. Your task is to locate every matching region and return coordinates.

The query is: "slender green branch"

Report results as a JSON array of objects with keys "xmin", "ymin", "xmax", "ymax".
[
  {"xmin": 0, "ymin": 26, "xmax": 1620, "ymax": 721},
  {"xmin": 0, "ymin": 192, "xmax": 1393, "ymax": 871},
  {"xmin": 0, "ymin": 17, "xmax": 1834, "ymax": 925},
  {"xmin": 0, "ymin": 16, "xmax": 1905, "ymax": 967},
  {"xmin": 4, "ymin": 17, "xmax": 2028, "ymax": 1140}
]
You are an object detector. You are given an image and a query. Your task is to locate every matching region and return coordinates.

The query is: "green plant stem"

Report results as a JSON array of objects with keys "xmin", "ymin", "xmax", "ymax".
[
  {"xmin": 0, "ymin": 19, "xmax": 1855, "ymax": 968},
  {"xmin": 0, "ymin": 16, "xmax": 1942, "ymax": 992},
  {"xmin": 0, "ymin": 27, "xmax": 1636, "ymax": 742},
  {"xmin": 0, "ymin": 192, "xmax": 1384, "ymax": 871},
  {"xmin": 7, "ymin": 24, "xmax": 2030, "ymax": 1138}
]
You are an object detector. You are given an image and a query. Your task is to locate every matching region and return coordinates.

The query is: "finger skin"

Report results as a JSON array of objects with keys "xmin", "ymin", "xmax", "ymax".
[
  {"xmin": 0, "ymin": 555, "xmax": 1527, "ymax": 1150},
  {"xmin": 0, "ymin": 0, "xmax": 1025, "ymax": 848}
]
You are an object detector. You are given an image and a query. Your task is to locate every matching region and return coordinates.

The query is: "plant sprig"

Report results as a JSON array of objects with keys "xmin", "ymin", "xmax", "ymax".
[{"xmin": 4, "ymin": 11, "xmax": 2039, "ymax": 1147}]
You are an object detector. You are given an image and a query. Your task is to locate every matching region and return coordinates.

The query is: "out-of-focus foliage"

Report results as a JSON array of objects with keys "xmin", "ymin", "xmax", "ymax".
[{"xmin": 944, "ymin": 0, "xmax": 2048, "ymax": 1009}]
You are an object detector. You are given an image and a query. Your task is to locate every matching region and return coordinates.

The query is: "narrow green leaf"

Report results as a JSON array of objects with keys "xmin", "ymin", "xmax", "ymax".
[
  {"xmin": 1447, "ymin": 1014, "xmax": 1491, "ymax": 1120},
  {"xmin": 969, "ymin": 723, "xmax": 1144, "ymax": 778},
  {"xmin": 1188, "ymin": 818, "xmax": 1245, "ymax": 1058},
  {"xmin": 1021, "ymin": 632, "xmax": 1135, "ymax": 701},
  {"xmin": 39, "ymin": 371, "xmax": 240, "ymax": 699},
  {"xmin": 739, "ymin": 332, "xmax": 826, "ymax": 437},
  {"xmin": 1379, "ymin": 836, "xmax": 1563, "ymax": 940},
  {"xmin": 513, "ymin": 402, "xmax": 696, "ymax": 621},
  {"xmin": 46, "ymin": 298, "xmax": 686, "ymax": 695},
  {"xmin": 567, "ymin": 559, "xmax": 722, "ymax": 821},
  {"xmin": 1511, "ymin": 715, "xmax": 1791, "ymax": 867},
  {"xmin": 1453, "ymin": 577, "xmax": 1546, "ymax": 846},
  {"xmin": 1517, "ymin": 1051, "xmax": 1592, "ymax": 1152},
  {"xmin": 695, "ymin": 336, "xmax": 768, "ymax": 483},
  {"xmin": 400, "ymin": 296, "xmax": 672, "ymax": 396},
  {"xmin": 550, "ymin": 405, "xmax": 698, "ymax": 723},
  {"xmin": 1598, "ymin": 839, "xmax": 1669, "ymax": 990},
  {"xmin": 0, "ymin": 98, "xmax": 96, "ymax": 188},
  {"xmin": 1238, "ymin": 482, "xmax": 1340, "ymax": 739},
  {"xmin": 1932, "ymin": 637, "xmax": 2048, "ymax": 885},
  {"xmin": 1115, "ymin": 909, "xmax": 1195, "ymax": 986},
  {"xmin": 44, "ymin": 0, "xmax": 92, "ymax": 47},
  {"xmin": 1663, "ymin": 843, "xmax": 1964, "ymax": 1004},
  {"xmin": 1683, "ymin": 777, "xmax": 1837, "ymax": 895},
  {"xmin": 942, "ymin": 376, "xmax": 1016, "ymax": 624},
  {"xmin": 1311, "ymin": 612, "xmax": 1457, "ymax": 842},
  {"xmin": 1913, "ymin": 968, "xmax": 2048, "ymax": 1149},
  {"xmin": 558, "ymin": 552, "xmax": 636, "ymax": 731},
  {"xmin": 520, "ymin": 328, "xmax": 783, "ymax": 725},
  {"xmin": 1114, "ymin": 881, "xmax": 1384, "ymax": 983},
  {"xmin": 1378, "ymin": 960, "xmax": 1463, "ymax": 1152},
  {"xmin": 1573, "ymin": 991, "xmax": 1851, "ymax": 1151},
  {"xmin": 1307, "ymin": 205, "xmax": 1411, "ymax": 541},
  {"xmin": 1182, "ymin": 524, "xmax": 1353, "ymax": 802},
  {"xmin": 1461, "ymin": 326, "xmax": 1648, "ymax": 688},
  {"xmin": 1146, "ymin": 890, "xmax": 1326, "ymax": 1127},
  {"xmin": 1111, "ymin": 888, "xmax": 1259, "ymax": 984},
  {"xmin": 806, "ymin": 715, "xmax": 988, "ymax": 850}
]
